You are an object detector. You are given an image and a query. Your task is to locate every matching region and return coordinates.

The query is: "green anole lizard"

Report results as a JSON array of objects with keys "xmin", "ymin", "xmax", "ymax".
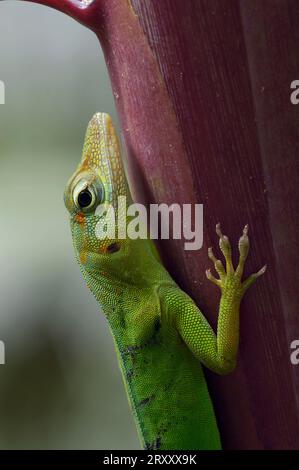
[{"xmin": 64, "ymin": 113, "xmax": 266, "ymax": 450}]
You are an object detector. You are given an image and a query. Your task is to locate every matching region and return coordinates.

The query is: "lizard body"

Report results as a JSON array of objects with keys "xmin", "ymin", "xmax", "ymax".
[{"xmin": 64, "ymin": 113, "xmax": 266, "ymax": 450}]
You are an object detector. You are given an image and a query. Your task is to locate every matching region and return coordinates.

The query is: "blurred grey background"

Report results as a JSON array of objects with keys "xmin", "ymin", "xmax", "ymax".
[{"xmin": 0, "ymin": 2, "xmax": 138, "ymax": 449}]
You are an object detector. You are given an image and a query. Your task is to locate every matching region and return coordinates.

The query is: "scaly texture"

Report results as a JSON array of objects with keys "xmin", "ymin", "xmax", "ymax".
[{"xmin": 64, "ymin": 113, "xmax": 266, "ymax": 450}]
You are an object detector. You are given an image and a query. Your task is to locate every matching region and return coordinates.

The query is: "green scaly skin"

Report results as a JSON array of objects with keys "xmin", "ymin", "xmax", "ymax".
[{"xmin": 64, "ymin": 113, "xmax": 266, "ymax": 450}]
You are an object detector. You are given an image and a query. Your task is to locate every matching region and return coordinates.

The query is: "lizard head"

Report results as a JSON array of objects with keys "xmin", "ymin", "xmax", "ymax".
[{"xmin": 64, "ymin": 113, "xmax": 131, "ymax": 273}]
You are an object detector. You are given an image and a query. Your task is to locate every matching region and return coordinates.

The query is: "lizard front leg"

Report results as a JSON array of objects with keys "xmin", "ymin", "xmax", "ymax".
[{"xmin": 175, "ymin": 224, "xmax": 266, "ymax": 374}]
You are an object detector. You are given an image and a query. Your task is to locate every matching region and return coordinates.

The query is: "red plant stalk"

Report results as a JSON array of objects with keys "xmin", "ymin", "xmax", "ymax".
[{"xmin": 10, "ymin": 0, "xmax": 299, "ymax": 449}]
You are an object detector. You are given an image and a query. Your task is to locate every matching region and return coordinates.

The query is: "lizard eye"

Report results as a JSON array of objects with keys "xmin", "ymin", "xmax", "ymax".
[
  {"xmin": 73, "ymin": 179, "xmax": 102, "ymax": 212},
  {"xmin": 77, "ymin": 189, "xmax": 93, "ymax": 208}
]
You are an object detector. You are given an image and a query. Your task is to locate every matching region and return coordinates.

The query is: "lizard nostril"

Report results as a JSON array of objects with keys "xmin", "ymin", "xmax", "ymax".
[{"xmin": 106, "ymin": 242, "xmax": 121, "ymax": 254}]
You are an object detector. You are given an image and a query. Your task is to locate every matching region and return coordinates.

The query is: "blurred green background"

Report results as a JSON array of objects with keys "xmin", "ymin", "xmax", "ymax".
[{"xmin": 0, "ymin": 2, "xmax": 138, "ymax": 449}]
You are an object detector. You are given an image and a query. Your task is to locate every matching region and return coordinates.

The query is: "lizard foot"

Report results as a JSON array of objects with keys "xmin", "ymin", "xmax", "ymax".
[{"xmin": 205, "ymin": 224, "xmax": 266, "ymax": 300}]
